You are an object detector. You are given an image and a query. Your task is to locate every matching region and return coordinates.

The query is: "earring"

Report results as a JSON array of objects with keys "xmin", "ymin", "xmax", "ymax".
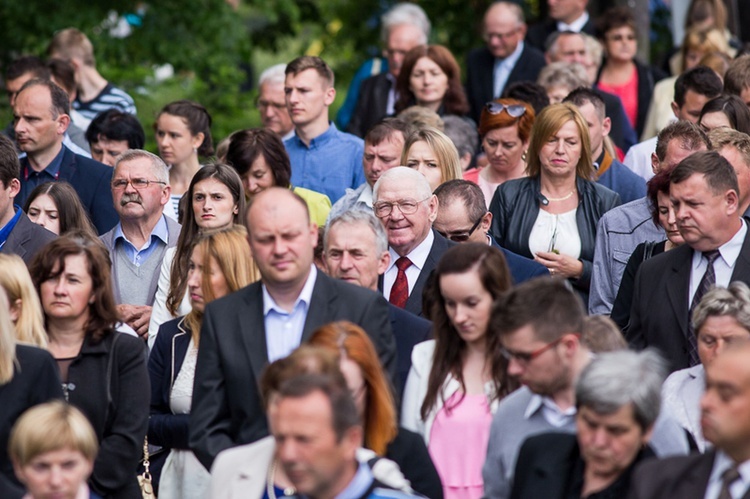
[{"xmin": 522, "ymin": 150, "xmax": 528, "ymax": 162}]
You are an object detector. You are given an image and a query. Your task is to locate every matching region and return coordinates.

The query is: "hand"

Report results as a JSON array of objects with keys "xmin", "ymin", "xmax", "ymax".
[
  {"xmin": 534, "ymin": 251, "xmax": 584, "ymax": 279},
  {"xmin": 117, "ymin": 304, "xmax": 153, "ymax": 339}
]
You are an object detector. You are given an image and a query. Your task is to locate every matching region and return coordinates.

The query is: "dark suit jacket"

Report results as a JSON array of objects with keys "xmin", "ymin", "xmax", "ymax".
[
  {"xmin": 513, "ymin": 432, "xmax": 653, "ymax": 499},
  {"xmin": 189, "ymin": 271, "xmax": 396, "ymax": 470},
  {"xmin": 526, "ymin": 17, "xmax": 596, "ymax": 52},
  {"xmin": 347, "ymin": 72, "xmax": 392, "ymax": 138},
  {"xmin": 3, "ymin": 210, "xmax": 56, "ymax": 265},
  {"xmin": 625, "ymin": 227, "xmax": 750, "ymax": 371},
  {"xmin": 388, "ymin": 304, "xmax": 432, "ymax": 394},
  {"xmin": 489, "ymin": 235, "xmax": 550, "ymax": 284},
  {"xmin": 627, "ymin": 450, "xmax": 750, "ymax": 499},
  {"xmin": 465, "ymin": 44, "xmax": 546, "ymax": 123},
  {"xmin": 379, "ymin": 230, "xmax": 456, "ymax": 317},
  {"xmin": 19, "ymin": 146, "xmax": 119, "ymax": 235}
]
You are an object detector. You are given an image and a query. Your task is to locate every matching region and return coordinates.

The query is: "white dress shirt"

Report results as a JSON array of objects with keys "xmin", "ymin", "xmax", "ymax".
[
  {"xmin": 383, "ymin": 229, "xmax": 435, "ymax": 300},
  {"xmin": 689, "ymin": 220, "xmax": 747, "ymax": 305},
  {"xmin": 557, "ymin": 11, "xmax": 590, "ymax": 33},
  {"xmin": 704, "ymin": 451, "xmax": 750, "ymax": 499}
]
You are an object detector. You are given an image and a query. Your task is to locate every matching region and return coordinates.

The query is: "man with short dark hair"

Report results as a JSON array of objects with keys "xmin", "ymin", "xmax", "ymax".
[
  {"xmin": 2, "ymin": 57, "xmax": 51, "ymax": 141},
  {"xmin": 563, "ymin": 88, "xmax": 646, "ymax": 203},
  {"xmin": 626, "ymin": 151, "xmax": 750, "ymax": 371},
  {"xmin": 589, "ymin": 121, "xmax": 710, "ymax": 315},
  {"xmin": 13, "ymin": 79, "xmax": 118, "ymax": 234},
  {"xmin": 284, "ymin": 56, "xmax": 365, "ymax": 203},
  {"xmin": 85, "ymin": 110, "xmax": 146, "ymax": 167},
  {"xmin": 433, "ymin": 179, "xmax": 548, "ymax": 284},
  {"xmin": 0, "ymin": 134, "xmax": 56, "ymax": 264},
  {"xmin": 465, "ymin": 1, "xmax": 546, "ymax": 123},
  {"xmin": 190, "ymin": 187, "xmax": 396, "ymax": 469}
]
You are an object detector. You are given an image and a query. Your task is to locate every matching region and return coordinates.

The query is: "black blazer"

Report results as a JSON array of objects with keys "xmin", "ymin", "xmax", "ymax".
[
  {"xmin": 465, "ymin": 45, "xmax": 546, "ymax": 123},
  {"xmin": 512, "ymin": 432, "xmax": 653, "ymax": 499},
  {"xmin": 19, "ymin": 146, "xmax": 119, "ymax": 235},
  {"xmin": 526, "ymin": 17, "xmax": 596, "ymax": 52},
  {"xmin": 0, "ymin": 345, "xmax": 63, "ymax": 499},
  {"xmin": 378, "ymin": 230, "xmax": 456, "ymax": 318},
  {"xmin": 388, "ymin": 304, "xmax": 432, "ymax": 394},
  {"xmin": 627, "ymin": 450, "xmax": 750, "ymax": 499},
  {"xmin": 189, "ymin": 271, "xmax": 397, "ymax": 470},
  {"xmin": 625, "ymin": 228, "xmax": 750, "ymax": 372},
  {"xmin": 611, "ymin": 240, "xmax": 666, "ymax": 331},
  {"xmin": 385, "ymin": 427, "xmax": 443, "ymax": 499},
  {"xmin": 3, "ymin": 210, "xmax": 56, "ymax": 265},
  {"xmin": 347, "ymin": 72, "xmax": 392, "ymax": 138},
  {"xmin": 489, "ymin": 235, "xmax": 550, "ymax": 284}
]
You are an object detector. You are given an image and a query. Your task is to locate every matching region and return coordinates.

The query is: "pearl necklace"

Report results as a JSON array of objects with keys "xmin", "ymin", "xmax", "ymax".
[
  {"xmin": 544, "ymin": 190, "xmax": 574, "ymax": 202},
  {"xmin": 267, "ymin": 459, "xmax": 296, "ymax": 499}
]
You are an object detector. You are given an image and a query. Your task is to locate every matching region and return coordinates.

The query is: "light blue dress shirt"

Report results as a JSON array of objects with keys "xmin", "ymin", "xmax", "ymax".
[
  {"xmin": 493, "ymin": 41, "xmax": 525, "ymax": 99},
  {"xmin": 113, "ymin": 215, "xmax": 169, "ymax": 266}
]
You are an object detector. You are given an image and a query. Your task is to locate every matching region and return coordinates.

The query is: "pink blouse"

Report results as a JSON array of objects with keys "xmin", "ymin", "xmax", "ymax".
[
  {"xmin": 428, "ymin": 392, "xmax": 493, "ymax": 499},
  {"xmin": 597, "ymin": 65, "xmax": 639, "ymax": 131}
]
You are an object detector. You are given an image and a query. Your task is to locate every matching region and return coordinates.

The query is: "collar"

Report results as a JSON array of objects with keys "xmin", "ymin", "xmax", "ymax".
[
  {"xmin": 497, "ymin": 40, "xmax": 525, "ymax": 67},
  {"xmin": 557, "ymin": 11, "xmax": 589, "ymax": 32},
  {"xmin": 355, "ymin": 184, "xmax": 374, "ymax": 207},
  {"xmin": 282, "ymin": 129, "xmax": 296, "ymax": 142},
  {"xmin": 114, "ymin": 215, "xmax": 170, "ymax": 248},
  {"xmin": 23, "ymin": 144, "xmax": 65, "ymax": 180},
  {"xmin": 262, "ymin": 265, "xmax": 318, "ymax": 315},
  {"xmin": 291, "ymin": 122, "xmax": 338, "ymax": 149},
  {"xmin": 691, "ymin": 219, "xmax": 747, "ymax": 269},
  {"xmin": 0, "ymin": 205, "xmax": 24, "ymax": 248},
  {"xmin": 386, "ymin": 229, "xmax": 435, "ymax": 273},
  {"xmin": 593, "ymin": 149, "xmax": 614, "ymax": 176},
  {"xmin": 332, "ymin": 462, "xmax": 374, "ymax": 499},
  {"xmin": 524, "ymin": 392, "xmax": 577, "ymax": 420},
  {"xmin": 711, "ymin": 450, "xmax": 750, "ymax": 488}
]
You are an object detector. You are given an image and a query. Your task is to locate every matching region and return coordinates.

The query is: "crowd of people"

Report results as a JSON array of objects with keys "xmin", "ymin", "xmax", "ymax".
[{"xmin": 2, "ymin": 0, "xmax": 750, "ymax": 498}]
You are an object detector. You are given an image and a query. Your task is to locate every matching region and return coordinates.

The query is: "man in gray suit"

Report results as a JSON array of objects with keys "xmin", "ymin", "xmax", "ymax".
[
  {"xmin": 190, "ymin": 187, "xmax": 396, "ymax": 470},
  {"xmin": 99, "ymin": 150, "xmax": 180, "ymax": 339}
]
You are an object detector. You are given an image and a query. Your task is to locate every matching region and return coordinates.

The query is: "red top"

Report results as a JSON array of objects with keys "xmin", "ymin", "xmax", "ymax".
[{"xmin": 597, "ymin": 65, "xmax": 639, "ymax": 131}]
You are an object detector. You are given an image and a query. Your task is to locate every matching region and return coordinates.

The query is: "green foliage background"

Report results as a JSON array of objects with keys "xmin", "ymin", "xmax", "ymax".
[{"xmin": 0, "ymin": 0, "xmax": 539, "ymax": 151}]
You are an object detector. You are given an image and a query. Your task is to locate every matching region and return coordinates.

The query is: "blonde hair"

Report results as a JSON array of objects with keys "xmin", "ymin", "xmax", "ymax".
[
  {"xmin": 48, "ymin": 28, "xmax": 96, "ymax": 67},
  {"xmin": 0, "ymin": 254, "xmax": 47, "ymax": 348},
  {"xmin": 526, "ymin": 102, "xmax": 594, "ymax": 180},
  {"xmin": 401, "ymin": 127, "xmax": 462, "ymax": 189},
  {"xmin": 184, "ymin": 225, "xmax": 260, "ymax": 346},
  {"xmin": 9, "ymin": 401, "xmax": 98, "ymax": 467},
  {"xmin": 0, "ymin": 286, "xmax": 14, "ymax": 384}
]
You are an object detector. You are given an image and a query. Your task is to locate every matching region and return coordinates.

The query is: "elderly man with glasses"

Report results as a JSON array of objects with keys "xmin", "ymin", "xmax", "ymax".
[
  {"xmin": 372, "ymin": 166, "xmax": 453, "ymax": 317},
  {"xmin": 482, "ymin": 278, "xmax": 690, "ymax": 499},
  {"xmin": 433, "ymin": 179, "xmax": 547, "ymax": 284}
]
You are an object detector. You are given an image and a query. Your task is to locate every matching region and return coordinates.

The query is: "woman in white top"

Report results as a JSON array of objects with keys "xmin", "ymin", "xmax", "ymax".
[
  {"xmin": 155, "ymin": 100, "xmax": 214, "ymax": 220},
  {"xmin": 147, "ymin": 164, "xmax": 247, "ymax": 346},
  {"xmin": 402, "ymin": 243, "xmax": 517, "ymax": 499}
]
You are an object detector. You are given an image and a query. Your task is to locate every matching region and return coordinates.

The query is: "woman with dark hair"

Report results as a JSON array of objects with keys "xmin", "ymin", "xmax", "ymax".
[
  {"xmin": 224, "ymin": 128, "xmax": 331, "ymax": 226},
  {"xmin": 310, "ymin": 321, "xmax": 443, "ymax": 499},
  {"xmin": 148, "ymin": 163, "xmax": 246, "ymax": 345},
  {"xmin": 610, "ymin": 170, "xmax": 684, "ymax": 329},
  {"xmin": 24, "ymin": 181, "xmax": 97, "ymax": 237},
  {"xmin": 149, "ymin": 226, "xmax": 258, "ymax": 498},
  {"xmin": 402, "ymin": 243, "xmax": 517, "ymax": 499},
  {"xmin": 595, "ymin": 6, "xmax": 667, "ymax": 138},
  {"xmin": 465, "ymin": 99, "xmax": 535, "ymax": 206},
  {"xmin": 29, "ymin": 233, "xmax": 149, "ymax": 499},
  {"xmin": 489, "ymin": 103, "xmax": 621, "ymax": 302},
  {"xmin": 155, "ymin": 100, "xmax": 214, "ymax": 220},
  {"xmin": 698, "ymin": 94, "xmax": 750, "ymax": 134},
  {"xmin": 395, "ymin": 45, "xmax": 470, "ymax": 118}
]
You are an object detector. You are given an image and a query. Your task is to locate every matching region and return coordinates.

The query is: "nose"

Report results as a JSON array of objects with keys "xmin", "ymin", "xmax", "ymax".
[
  {"xmin": 187, "ymin": 268, "xmax": 201, "ymax": 290},
  {"xmin": 53, "ymin": 278, "xmax": 67, "ymax": 295},
  {"xmin": 453, "ymin": 304, "xmax": 468, "ymax": 324},
  {"xmin": 506, "ymin": 356, "xmax": 524, "ymax": 377},
  {"xmin": 103, "ymin": 153, "xmax": 116, "ymax": 167},
  {"xmin": 339, "ymin": 251, "xmax": 354, "ymax": 270},
  {"xmin": 554, "ymin": 139, "xmax": 565, "ymax": 154},
  {"xmin": 272, "ymin": 237, "xmax": 287, "ymax": 256},
  {"xmin": 388, "ymin": 204, "xmax": 406, "ymax": 221},
  {"xmin": 591, "ymin": 427, "xmax": 609, "ymax": 448},
  {"xmin": 48, "ymin": 465, "xmax": 63, "ymax": 487},
  {"xmin": 668, "ymin": 206, "xmax": 677, "ymax": 226},
  {"xmin": 700, "ymin": 389, "xmax": 714, "ymax": 413}
]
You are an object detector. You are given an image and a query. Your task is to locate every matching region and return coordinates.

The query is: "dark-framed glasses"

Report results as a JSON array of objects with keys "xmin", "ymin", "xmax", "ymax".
[
  {"xmin": 500, "ymin": 333, "xmax": 580, "ymax": 365},
  {"xmin": 485, "ymin": 101, "xmax": 527, "ymax": 118},
  {"xmin": 111, "ymin": 178, "xmax": 167, "ymax": 190},
  {"xmin": 436, "ymin": 215, "xmax": 484, "ymax": 242},
  {"xmin": 373, "ymin": 197, "xmax": 430, "ymax": 218}
]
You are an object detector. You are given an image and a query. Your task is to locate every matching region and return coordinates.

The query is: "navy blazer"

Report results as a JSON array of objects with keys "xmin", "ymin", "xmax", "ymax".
[
  {"xmin": 489, "ymin": 235, "xmax": 550, "ymax": 284},
  {"xmin": 388, "ymin": 304, "xmax": 432, "ymax": 395},
  {"xmin": 3, "ymin": 210, "xmax": 56, "ymax": 265},
  {"xmin": 597, "ymin": 154, "xmax": 647, "ymax": 204},
  {"xmin": 19, "ymin": 146, "xmax": 118, "ymax": 235},
  {"xmin": 465, "ymin": 44, "xmax": 546, "ymax": 123}
]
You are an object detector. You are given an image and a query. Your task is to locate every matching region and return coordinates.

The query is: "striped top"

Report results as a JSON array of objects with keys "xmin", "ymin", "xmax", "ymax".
[{"xmin": 73, "ymin": 82, "xmax": 137, "ymax": 121}]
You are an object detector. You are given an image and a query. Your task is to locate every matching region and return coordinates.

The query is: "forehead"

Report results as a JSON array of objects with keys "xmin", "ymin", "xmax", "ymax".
[
  {"xmin": 7, "ymin": 72, "xmax": 36, "ymax": 89},
  {"xmin": 485, "ymin": 5, "xmax": 519, "ymax": 29},
  {"xmin": 114, "ymin": 157, "xmax": 153, "ymax": 177},
  {"xmin": 502, "ymin": 323, "xmax": 543, "ymax": 348},
  {"xmin": 549, "ymin": 120, "xmax": 581, "ymax": 139},
  {"xmin": 327, "ymin": 222, "xmax": 377, "ymax": 248},
  {"xmin": 558, "ymin": 35, "xmax": 586, "ymax": 52},
  {"xmin": 273, "ymin": 392, "xmax": 335, "ymax": 433},
  {"xmin": 670, "ymin": 172, "xmax": 711, "ymax": 196},
  {"xmin": 577, "ymin": 102, "xmax": 602, "ymax": 125},
  {"xmin": 248, "ymin": 193, "xmax": 309, "ymax": 228},
  {"xmin": 413, "ymin": 57, "xmax": 442, "ymax": 72},
  {"xmin": 376, "ymin": 178, "xmax": 422, "ymax": 200},
  {"xmin": 435, "ymin": 197, "xmax": 470, "ymax": 224},
  {"xmin": 194, "ymin": 177, "xmax": 232, "ymax": 194},
  {"xmin": 578, "ymin": 403, "xmax": 638, "ymax": 427},
  {"xmin": 664, "ymin": 140, "xmax": 701, "ymax": 166},
  {"xmin": 718, "ymin": 145, "xmax": 750, "ymax": 169},
  {"xmin": 387, "ymin": 24, "xmax": 423, "ymax": 47},
  {"xmin": 699, "ymin": 315, "xmax": 750, "ymax": 338},
  {"xmin": 16, "ymin": 85, "xmax": 52, "ymax": 110},
  {"xmin": 365, "ymin": 137, "xmax": 403, "ymax": 155},
  {"xmin": 286, "ymin": 68, "xmax": 325, "ymax": 88},
  {"xmin": 407, "ymin": 140, "xmax": 436, "ymax": 158},
  {"xmin": 259, "ymin": 81, "xmax": 285, "ymax": 100},
  {"xmin": 706, "ymin": 352, "xmax": 750, "ymax": 389}
]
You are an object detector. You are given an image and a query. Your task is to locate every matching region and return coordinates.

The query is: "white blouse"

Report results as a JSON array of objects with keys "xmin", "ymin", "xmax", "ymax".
[{"xmin": 528, "ymin": 208, "xmax": 581, "ymax": 259}]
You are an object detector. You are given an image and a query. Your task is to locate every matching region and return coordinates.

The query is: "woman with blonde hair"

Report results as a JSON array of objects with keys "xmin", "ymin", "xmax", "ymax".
[
  {"xmin": 0, "ymin": 254, "xmax": 47, "ymax": 348},
  {"xmin": 489, "ymin": 103, "xmax": 620, "ymax": 302},
  {"xmin": 310, "ymin": 321, "xmax": 443, "ymax": 499},
  {"xmin": 0, "ymin": 284, "xmax": 63, "ymax": 498},
  {"xmin": 402, "ymin": 126, "xmax": 462, "ymax": 191},
  {"xmin": 149, "ymin": 225, "xmax": 259, "ymax": 498}
]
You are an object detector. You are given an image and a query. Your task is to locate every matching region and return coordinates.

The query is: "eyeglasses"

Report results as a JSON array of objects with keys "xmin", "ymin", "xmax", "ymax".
[
  {"xmin": 111, "ymin": 178, "xmax": 167, "ymax": 190},
  {"xmin": 485, "ymin": 102, "xmax": 527, "ymax": 118},
  {"xmin": 606, "ymin": 33, "xmax": 636, "ymax": 42},
  {"xmin": 483, "ymin": 28, "xmax": 520, "ymax": 42},
  {"xmin": 256, "ymin": 99, "xmax": 286, "ymax": 111},
  {"xmin": 500, "ymin": 333, "xmax": 580, "ymax": 365},
  {"xmin": 436, "ymin": 215, "xmax": 484, "ymax": 242},
  {"xmin": 373, "ymin": 197, "xmax": 430, "ymax": 218}
]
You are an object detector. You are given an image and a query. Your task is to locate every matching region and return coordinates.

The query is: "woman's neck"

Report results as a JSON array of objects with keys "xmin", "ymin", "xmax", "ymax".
[
  {"xmin": 170, "ymin": 157, "xmax": 201, "ymax": 195},
  {"xmin": 47, "ymin": 318, "xmax": 88, "ymax": 356},
  {"xmin": 603, "ymin": 59, "xmax": 635, "ymax": 78},
  {"xmin": 419, "ymin": 100, "xmax": 442, "ymax": 113},
  {"xmin": 540, "ymin": 174, "xmax": 576, "ymax": 197},
  {"xmin": 483, "ymin": 162, "xmax": 526, "ymax": 184}
]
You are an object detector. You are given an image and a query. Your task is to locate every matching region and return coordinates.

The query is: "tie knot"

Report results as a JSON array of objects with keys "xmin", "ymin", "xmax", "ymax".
[
  {"xmin": 396, "ymin": 257, "xmax": 412, "ymax": 272},
  {"xmin": 722, "ymin": 465, "xmax": 741, "ymax": 486},
  {"xmin": 703, "ymin": 250, "xmax": 720, "ymax": 264}
]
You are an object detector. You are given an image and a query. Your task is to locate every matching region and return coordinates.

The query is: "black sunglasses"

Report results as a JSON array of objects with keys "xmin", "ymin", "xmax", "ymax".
[
  {"xmin": 485, "ymin": 102, "xmax": 527, "ymax": 118},
  {"xmin": 436, "ymin": 215, "xmax": 484, "ymax": 242}
]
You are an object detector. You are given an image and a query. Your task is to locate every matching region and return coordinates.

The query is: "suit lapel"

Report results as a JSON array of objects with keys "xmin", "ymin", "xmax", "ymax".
[
  {"xmin": 677, "ymin": 451, "xmax": 716, "ymax": 499},
  {"xmin": 480, "ymin": 48, "xmax": 495, "ymax": 102},
  {"xmin": 666, "ymin": 245, "xmax": 693, "ymax": 339},
  {"xmin": 301, "ymin": 272, "xmax": 334, "ymax": 342},
  {"xmin": 238, "ymin": 284, "xmax": 270, "ymax": 381},
  {"xmin": 730, "ymin": 230, "xmax": 750, "ymax": 283},
  {"xmin": 56, "ymin": 147, "xmax": 78, "ymax": 183}
]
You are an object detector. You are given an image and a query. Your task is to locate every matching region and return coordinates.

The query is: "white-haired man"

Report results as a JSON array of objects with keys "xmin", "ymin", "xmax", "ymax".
[{"xmin": 257, "ymin": 64, "xmax": 294, "ymax": 140}]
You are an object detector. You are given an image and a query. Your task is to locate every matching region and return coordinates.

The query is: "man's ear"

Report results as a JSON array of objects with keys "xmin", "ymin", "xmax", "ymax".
[
  {"xmin": 651, "ymin": 152, "xmax": 660, "ymax": 175},
  {"xmin": 670, "ymin": 101, "xmax": 680, "ymax": 119}
]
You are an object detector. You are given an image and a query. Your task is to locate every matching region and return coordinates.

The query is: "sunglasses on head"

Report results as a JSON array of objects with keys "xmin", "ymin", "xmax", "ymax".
[{"xmin": 485, "ymin": 102, "xmax": 527, "ymax": 118}]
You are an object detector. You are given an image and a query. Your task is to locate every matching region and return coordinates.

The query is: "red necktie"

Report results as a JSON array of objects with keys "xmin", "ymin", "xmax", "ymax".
[{"xmin": 389, "ymin": 257, "xmax": 412, "ymax": 308}]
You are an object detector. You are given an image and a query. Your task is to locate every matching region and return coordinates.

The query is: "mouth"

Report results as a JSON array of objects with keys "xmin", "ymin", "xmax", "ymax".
[{"xmin": 190, "ymin": 293, "xmax": 202, "ymax": 302}]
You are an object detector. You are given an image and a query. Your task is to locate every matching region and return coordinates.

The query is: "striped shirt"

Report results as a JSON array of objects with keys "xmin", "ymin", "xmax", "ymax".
[{"xmin": 73, "ymin": 83, "xmax": 137, "ymax": 121}]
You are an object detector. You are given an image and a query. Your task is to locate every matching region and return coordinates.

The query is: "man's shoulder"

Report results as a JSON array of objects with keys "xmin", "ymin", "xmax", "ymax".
[
  {"xmin": 599, "ymin": 197, "xmax": 651, "ymax": 229},
  {"xmin": 368, "ymin": 484, "xmax": 421, "ymax": 499},
  {"xmin": 65, "ymin": 148, "xmax": 112, "ymax": 176},
  {"xmin": 520, "ymin": 43, "xmax": 546, "ymax": 64},
  {"xmin": 495, "ymin": 386, "xmax": 534, "ymax": 417},
  {"xmin": 633, "ymin": 451, "xmax": 713, "ymax": 484},
  {"xmin": 205, "ymin": 282, "xmax": 260, "ymax": 315},
  {"xmin": 467, "ymin": 46, "xmax": 493, "ymax": 67},
  {"xmin": 331, "ymin": 127, "xmax": 365, "ymax": 149},
  {"xmin": 361, "ymin": 72, "xmax": 391, "ymax": 89}
]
